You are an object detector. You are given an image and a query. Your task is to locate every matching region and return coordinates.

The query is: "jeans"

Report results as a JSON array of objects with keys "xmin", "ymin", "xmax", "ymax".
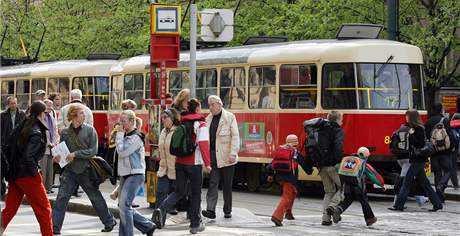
[
  {"xmin": 431, "ymin": 153, "xmax": 452, "ymax": 192},
  {"xmin": 52, "ymin": 168, "xmax": 114, "ymax": 232},
  {"xmin": 338, "ymin": 182, "xmax": 374, "ymax": 220},
  {"xmin": 119, "ymin": 174, "xmax": 155, "ymax": 236},
  {"xmin": 319, "ymin": 166, "xmax": 342, "ymax": 222},
  {"xmin": 206, "ymin": 165, "xmax": 235, "ymax": 214},
  {"xmin": 394, "ymin": 161, "xmax": 442, "ymax": 210},
  {"xmin": 156, "ymin": 176, "xmax": 175, "ymax": 208},
  {"xmin": 159, "ymin": 164, "xmax": 203, "ymax": 228},
  {"xmin": 272, "ymin": 181, "xmax": 297, "ymax": 222}
]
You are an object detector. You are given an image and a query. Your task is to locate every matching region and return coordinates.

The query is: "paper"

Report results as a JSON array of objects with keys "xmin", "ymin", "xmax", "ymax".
[{"xmin": 52, "ymin": 141, "xmax": 71, "ymax": 168}]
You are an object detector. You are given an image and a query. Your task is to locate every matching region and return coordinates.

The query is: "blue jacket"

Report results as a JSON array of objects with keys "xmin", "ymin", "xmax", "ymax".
[{"xmin": 116, "ymin": 129, "xmax": 146, "ymax": 176}]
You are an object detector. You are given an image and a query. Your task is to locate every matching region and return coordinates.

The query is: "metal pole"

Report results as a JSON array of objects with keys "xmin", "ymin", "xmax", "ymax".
[
  {"xmin": 190, "ymin": 4, "xmax": 197, "ymax": 98},
  {"xmin": 387, "ymin": 0, "xmax": 398, "ymax": 41}
]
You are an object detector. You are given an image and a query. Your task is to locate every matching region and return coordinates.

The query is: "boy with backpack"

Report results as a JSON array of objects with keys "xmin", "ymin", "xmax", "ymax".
[
  {"xmin": 267, "ymin": 134, "xmax": 313, "ymax": 227},
  {"xmin": 326, "ymin": 147, "xmax": 385, "ymax": 226}
]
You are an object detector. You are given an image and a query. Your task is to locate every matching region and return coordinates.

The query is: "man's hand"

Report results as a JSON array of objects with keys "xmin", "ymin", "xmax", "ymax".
[
  {"xmin": 116, "ymin": 124, "xmax": 124, "ymax": 133},
  {"xmin": 66, "ymin": 152, "xmax": 76, "ymax": 162}
]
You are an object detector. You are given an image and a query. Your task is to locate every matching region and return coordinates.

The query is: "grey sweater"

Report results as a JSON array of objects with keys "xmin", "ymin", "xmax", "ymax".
[{"xmin": 60, "ymin": 123, "xmax": 98, "ymax": 174}]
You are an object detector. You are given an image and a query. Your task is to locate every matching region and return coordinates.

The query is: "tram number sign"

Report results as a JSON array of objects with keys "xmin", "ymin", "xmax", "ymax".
[{"xmin": 151, "ymin": 5, "xmax": 181, "ymax": 35}]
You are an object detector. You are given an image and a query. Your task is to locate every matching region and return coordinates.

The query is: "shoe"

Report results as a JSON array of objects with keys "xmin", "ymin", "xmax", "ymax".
[
  {"xmin": 321, "ymin": 221, "xmax": 332, "ymax": 226},
  {"xmin": 388, "ymin": 207, "xmax": 403, "ymax": 212},
  {"xmin": 146, "ymin": 225, "xmax": 156, "ymax": 236},
  {"xmin": 189, "ymin": 222, "xmax": 205, "ymax": 234},
  {"xmin": 201, "ymin": 210, "xmax": 216, "ymax": 219},
  {"xmin": 224, "ymin": 213, "xmax": 232, "ymax": 219},
  {"xmin": 326, "ymin": 206, "xmax": 341, "ymax": 224},
  {"xmin": 168, "ymin": 209, "xmax": 178, "ymax": 215},
  {"xmin": 53, "ymin": 230, "xmax": 61, "ymax": 235},
  {"xmin": 428, "ymin": 206, "xmax": 443, "ymax": 212},
  {"xmin": 132, "ymin": 204, "xmax": 140, "ymax": 208},
  {"xmin": 365, "ymin": 217, "xmax": 377, "ymax": 226},
  {"xmin": 151, "ymin": 209, "xmax": 164, "ymax": 229},
  {"xmin": 285, "ymin": 211, "xmax": 295, "ymax": 220},
  {"xmin": 271, "ymin": 217, "xmax": 283, "ymax": 227},
  {"xmin": 101, "ymin": 220, "xmax": 117, "ymax": 232}
]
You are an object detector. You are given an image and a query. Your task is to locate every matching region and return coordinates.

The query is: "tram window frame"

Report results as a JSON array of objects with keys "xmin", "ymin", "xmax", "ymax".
[
  {"xmin": 249, "ymin": 65, "xmax": 276, "ymax": 109},
  {"xmin": 220, "ymin": 67, "xmax": 246, "ymax": 110},
  {"xmin": 16, "ymin": 79, "xmax": 31, "ymax": 111},
  {"xmin": 110, "ymin": 74, "xmax": 124, "ymax": 110},
  {"xmin": 321, "ymin": 63, "xmax": 357, "ymax": 109},
  {"xmin": 196, "ymin": 69, "xmax": 217, "ymax": 109},
  {"xmin": 48, "ymin": 77, "xmax": 70, "ymax": 106},
  {"xmin": 94, "ymin": 76, "xmax": 110, "ymax": 110},
  {"xmin": 124, "ymin": 73, "xmax": 144, "ymax": 109},
  {"xmin": 1, "ymin": 80, "xmax": 15, "ymax": 110},
  {"xmin": 279, "ymin": 64, "xmax": 318, "ymax": 109}
]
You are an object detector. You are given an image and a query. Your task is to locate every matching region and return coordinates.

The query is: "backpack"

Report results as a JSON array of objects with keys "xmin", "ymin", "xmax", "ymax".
[
  {"xmin": 303, "ymin": 118, "xmax": 334, "ymax": 167},
  {"xmin": 271, "ymin": 147, "xmax": 297, "ymax": 173},
  {"xmin": 430, "ymin": 117, "xmax": 451, "ymax": 151},
  {"xmin": 338, "ymin": 156, "xmax": 366, "ymax": 178},
  {"xmin": 170, "ymin": 120, "xmax": 197, "ymax": 157},
  {"xmin": 389, "ymin": 125, "xmax": 410, "ymax": 156}
]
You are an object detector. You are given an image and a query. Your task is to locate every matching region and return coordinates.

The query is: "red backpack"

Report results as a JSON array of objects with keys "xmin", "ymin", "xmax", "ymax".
[{"xmin": 271, "ymin": 147, "xmax": 298, "ymax": 173}]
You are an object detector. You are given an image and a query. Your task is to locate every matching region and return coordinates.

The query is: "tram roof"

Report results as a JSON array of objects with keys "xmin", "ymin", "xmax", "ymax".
[
  {"xmin": 110, "ymin": 39, "xmax": 423, "ymax": 73},
  {"xmin": 0, "ymin": 59, "xmax": 117, "ymax": 79}
]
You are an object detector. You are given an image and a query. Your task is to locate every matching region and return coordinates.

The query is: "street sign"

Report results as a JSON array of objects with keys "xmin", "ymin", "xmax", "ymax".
[
  {"xmin": 200, "ymin": 9, "xmax": 233, "ymax": 42},
  {"xmin": 151, "ymin": 5, "xmax": 181, "ymax": 35}
]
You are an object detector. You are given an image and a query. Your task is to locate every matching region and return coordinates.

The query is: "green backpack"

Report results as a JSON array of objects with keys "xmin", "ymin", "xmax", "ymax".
[{"xmin": 169, "ymin": 120, "xmax": 196, "ymax": 157}]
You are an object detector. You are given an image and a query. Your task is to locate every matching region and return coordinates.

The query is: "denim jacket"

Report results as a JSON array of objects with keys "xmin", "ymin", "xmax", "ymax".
[{"xmin": 116, "ymin": 129, "xmax": 146, "ymax": 176}]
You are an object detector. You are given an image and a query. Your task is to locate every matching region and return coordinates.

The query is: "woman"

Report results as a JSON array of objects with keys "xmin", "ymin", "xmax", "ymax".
[
  {"xmin": 52, "ymin": 103, "xmax": 116, "ymax": 235},
  {"xmin": 156, "ymin": 109, "xmax": 180, "ymax": 210},
  {"xmin": 172, "ymin": 89, "xmax": 190, "ymax": 114},
  {"xmin": 116, "ymin": 109, "xmax": 156, "ymax": 236},
  {"xmin": 1, "ymin": 101, "xmax": 53, "ymax": 236},
  {"xmin": 390, "ymin": 109, "xmax": 443, "ymax": 211}
]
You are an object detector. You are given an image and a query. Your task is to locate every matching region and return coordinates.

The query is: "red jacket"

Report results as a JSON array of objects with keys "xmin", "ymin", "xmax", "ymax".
[{"xmin": 175, "ymin": 113, "xmax": 211, "ymax": 167}]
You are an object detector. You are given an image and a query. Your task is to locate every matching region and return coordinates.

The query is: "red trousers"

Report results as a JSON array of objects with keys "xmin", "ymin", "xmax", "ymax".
[
  {"xmin": 272, "ymin": 181, "xmax": 297, "ymax": 222},
  {"xmin": 2, "ymin": 174, "xmax": 53, "ymax": 236}
]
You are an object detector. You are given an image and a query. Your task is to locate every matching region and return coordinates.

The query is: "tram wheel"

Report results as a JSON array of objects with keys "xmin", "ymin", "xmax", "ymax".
[{"xmin": 246, "ymin": 163, "xmax": 261, "ymax": 192}]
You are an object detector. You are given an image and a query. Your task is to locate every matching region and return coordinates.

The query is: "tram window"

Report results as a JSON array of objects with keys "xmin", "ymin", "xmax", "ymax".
[
  {"xmin": 220, "ymin": 67, "xmax": 245, "ymax": 109},
  {"xmin": 32, "ymin": 79, "xmax": 46, "ymax": 94},
  {"xmin": 1, "ymin": 81, "xmax": 15, "ymax": 110},
  {"xmin": 406, "ymin": 65, "xmax": 424, "ymax": 110},
  {"xmin": 94, "ymin": 77, "xmax": 109, "ymax": 110},
  {"xmin": 110, "ymin": 75, "xmax": 123, "ymax": 110},
  {"xmin": 145, "ymin": 72, "xmax": 160, "ymax": 99},
  {"xmin": 124, "ymin": 74, "xmax": 144, "ymax": 109},
  {"xmin": 322, "ymin": 63, "xmax": 357, "ymax": 109},
  {"xmin": 357, "ymin": 64, "xmax": 423, "ymax": 110},
  {"xmin": 73, "ymin": 77, "xmax": 95, "ymax": 109},
  {"xmin": 48, "ymin": 77, "xmax": 69, "ymax": 106},
  {"xmin": 249, "ymin": 66, "xmax": 276, "ymax": 109},
  {"xmin": 196, "ymin": 69, "xmax": 217, "ymax": 109},
  {"xmin": 16, "ymin": 80, "xmax": 30, "ymax": 110},
  {"xmin": 168, "ymin": 71, "xmax": 191, "ymax": 97},
  {"xmin": 279, "ymin": 64, "xmax": 317, "ymax": 109}
]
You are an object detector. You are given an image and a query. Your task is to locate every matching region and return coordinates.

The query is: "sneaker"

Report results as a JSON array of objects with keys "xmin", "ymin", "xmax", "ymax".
[
  {"xmin": 101, "ymin": 220, "xmax": 117, "ymax": 232},
  {"xmin": 321, "ymin": 221, "xmax": 332, "ymax": 226},
  {"xmin": 428, "ymin": 205, "xmax": 443, "ymax": 212},
  {"xmin": 146, "ymin": 224, "xmax": 156, "ymax": 236},
  {"xmin": 365, "ymin": 217, "xmax": 377, "ymax": 226},
  {"xmin": 201, "ymin": 210, "xmax": 216, "ymax": 219},
  {"xmin": 326, "ymin": 206, "xmax": 341, "ymax": 224},
  {"xmin": 271, "ymin": 217, "xmax": 283, "ymax": 227},
  {"xmin": 151, "ymin": 209, "xmax": 164, "ymax": 229},
  {"xmin": 285, "ymin": 211, "xmax": 295, "ymax": 220},
  {"xmin": 224, "ymin": 213, "xmax": 232, "ymax": 219},
  {"xmin": 388, "ymin": 207, "xmax": 403, "ymax": 212},
  {"xmin": 168, "ymin": 209, "xmax": 178, "ymax": 215},
  {"xmin": 189, "ymin": 222, "xmax": 205, "ymax": 234}
]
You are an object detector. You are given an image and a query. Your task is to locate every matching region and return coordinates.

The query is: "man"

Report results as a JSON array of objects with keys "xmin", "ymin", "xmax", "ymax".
[
  {"xmin": 41, "ymin": 99, "xmax": 60, "ymax": 193},
  {"xmin": 425, "ymin": 103, "xmax": 454, "ymax": 200},
  {"xmin": 202, "ymin": 95, "xmax": 240, "ymax": 219},
  {"xmin": 35, "ymin": 90, "xmax": 46, "ymax": 101},
  {"xmin": 0, "ymin": 97, "xmax": 26, "ymax": 197}
]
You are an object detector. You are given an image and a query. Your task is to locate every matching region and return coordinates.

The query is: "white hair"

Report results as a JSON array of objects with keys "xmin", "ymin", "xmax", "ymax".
[
  {"xmin": 208, "ymin": 95, "xmax": 223, "ymax": 106},
  {"xmin": 70, "ymin": 89, "xmax": 82, "ymax": 100}
]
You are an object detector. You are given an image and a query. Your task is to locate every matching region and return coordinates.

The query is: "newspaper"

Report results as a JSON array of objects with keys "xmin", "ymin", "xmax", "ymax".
[{"xmin": 51, "ymin": 141, "xmax": 71, "ymax": 168}]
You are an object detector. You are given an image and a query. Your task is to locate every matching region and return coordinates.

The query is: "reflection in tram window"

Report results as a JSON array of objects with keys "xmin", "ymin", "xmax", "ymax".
[
  {"xmin": 145, "ymin": 72, "xmax": 160, "ymax": 100},
  {"xmin": 322, "ymin": 63, "xmax": 356, "ymax": 109},
  {"xmin": 249, "ymin": 66, "xmax": 276, "ymax": 109},
  {"xmin": 73, "ymin": 77, "xmax": 109, "ymax": 110},
  {"xmin": 196, "ymin": 69, "xmax": 217, "ymax": 109},
  {"xmin": 1, "ymin": 81, "xmax": 15, "ymax": 110},
  {"xmin": 16, "ymin": 80, "xmax": 30, "ymax": 110},
  {"xmin": 124, "ymin": 74, "xmax": 144, "ymax": 108},
  {"xmin": 168, "ymin": 70, "xmax": 191, "ymax": 97},
  {"xmin": 279, "ymin": 64, "xmax": 317, "ymax": 109},
  {"xmin": 220, "ymin": 67, "xmax": 245, "ymax": 110},
  {"xmin": 48, "ymin": 78, "xmax": 69, "ymax": 106},
  {"xmin": 110, "ymin": 75, "xmax": 123, "ymax": 110}
]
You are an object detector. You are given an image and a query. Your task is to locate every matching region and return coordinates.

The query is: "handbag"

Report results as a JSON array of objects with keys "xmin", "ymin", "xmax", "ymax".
[{"xmin": 413, "ymin": 140, "xmax": 435, "ymax": 159}]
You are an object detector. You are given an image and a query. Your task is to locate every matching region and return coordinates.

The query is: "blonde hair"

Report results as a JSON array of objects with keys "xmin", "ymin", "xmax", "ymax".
[
  {"xmin": 121, "ymin": 109, "xmax": 137, "ymax": 122},
  {"xmin": 121, "ymin": 99, "xmax": 137, "ymax": 110},
  {"xmin": 173, "ymin": 89, "xmax": 190, "ymax": 109},
  {"xmin": 67, "ymin": 103, "xmax": 85, "ymax": 121}
]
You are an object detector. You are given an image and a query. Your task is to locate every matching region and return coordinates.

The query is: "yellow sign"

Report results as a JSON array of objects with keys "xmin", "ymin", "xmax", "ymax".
[{"xmin": 151, "ymin": 4, "xmax": 181, "ymax": 35}]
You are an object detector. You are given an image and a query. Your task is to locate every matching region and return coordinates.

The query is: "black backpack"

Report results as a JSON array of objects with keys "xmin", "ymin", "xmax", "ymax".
[
  {"xmin": 389, "ymin": 125, "xmax": 410, "ymax": 156},
  {"xmin": 170, "ymin": 120, "xmax": 197, "ymax": 157},
  {"xmin": 303, "ymin": 118, "xmax": 334, "ymax": 167}
]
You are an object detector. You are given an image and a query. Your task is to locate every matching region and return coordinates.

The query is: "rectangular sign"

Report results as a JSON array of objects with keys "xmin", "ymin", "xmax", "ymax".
[{"xmin": 151, "ymin": 5, "xmax": 181, "ymax": 35}]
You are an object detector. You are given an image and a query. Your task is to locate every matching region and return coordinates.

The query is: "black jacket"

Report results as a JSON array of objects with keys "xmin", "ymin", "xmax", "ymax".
[
  {"xmin": 409, "ymin": 126, "xmax": 427, "ymax": 163},
  {"xmin": 425, "ymin": 114, "xmax": 454, "ymax": 154},
  {"xmin": 1, "ymin": 108, "xmax": 26, "ymax": 147},
  {"xmin": 15, "ymin": 121, "xmax": 48, "ymax": 179}
]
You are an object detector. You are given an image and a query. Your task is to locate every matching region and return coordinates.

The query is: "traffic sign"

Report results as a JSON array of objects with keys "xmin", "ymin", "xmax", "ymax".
[{"xmin": 151, "ymin": 5, "xmax": 181, "ymax": 35}]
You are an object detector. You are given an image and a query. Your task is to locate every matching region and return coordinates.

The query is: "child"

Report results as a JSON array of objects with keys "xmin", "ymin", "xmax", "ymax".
[
  {"xmin": 267, "ymin": 134, "xmax": 312, "ymax": 226},
  {"xmin": 327, "ymin": 147, "xmax": 385, "ymax": 226}
]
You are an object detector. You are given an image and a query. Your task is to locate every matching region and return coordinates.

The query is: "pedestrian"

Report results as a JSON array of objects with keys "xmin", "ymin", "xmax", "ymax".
[
  {"xmin": 0, "ymin": 96, "xmax": 26, "ymax": 197},
  {"xmin": 304, "ymin": 111, "xmax": 344, "ymax": 226},
  {"xmin": 152, "ymin": 98, "xmax": 212, "ymax": 234},
  {"xmin": 389, "ymin": 109, "xmax": 443, "ymax": 212},
  {"xmin": 1, "ymin": 101, "xmax": 53, "ymax": 236},
  {"xmin": 115, "ymin": 109, "xmax": 156, "ymax": 236},
  {"xmin": 40, "ymin": 99, "xmax": 60, "ymax": 193},
  {"xmin": 52, "ymin": 103, "xmax": 116, "ymax": 235},
  {"xmin": 327, "ymin": 147, "xmax": 385, "ymax": 226},
  {"xmin": 425, "ymin": 103, "xmax": 454, "ymax": 200},
  {"xmin": 172, "ymin": 88, "xmax": 190, "ymax": 114},
  {"xmin": 449, "ymin": 113, "xmax": 460, "ymax": 190},
  {"xmin": 49, "ymin": 93, "xmax": 63, "ymax": 111},
  {"xmin": 156, "ymin": 109, "xmax": 181, "ymax": 214},
  {"xmin": 267, "ymin": 134, "xmax": 313, "ymax": 227},
  {"xmin": 35, "ymin": 89, "xmax": 46, "ymax": 101},
  {"xmin": 202, "ymin": 95, "xmax": 240, "ymax": 219}
]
